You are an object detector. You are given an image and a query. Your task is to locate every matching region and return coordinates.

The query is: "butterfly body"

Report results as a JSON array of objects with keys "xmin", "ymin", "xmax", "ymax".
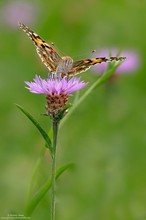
[
  {"xmin": 19, "ymin": 22, "xmax": 126, "ymax": 76},
  {"xmin": 56, "ymin": 56, "xmax": 73, "ymax": 76}
]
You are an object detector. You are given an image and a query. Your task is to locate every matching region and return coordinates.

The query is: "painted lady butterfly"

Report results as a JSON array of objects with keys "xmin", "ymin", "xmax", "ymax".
[{"xmin": 19, "ymin": 22, "xmax": 126, "ymax": 77}]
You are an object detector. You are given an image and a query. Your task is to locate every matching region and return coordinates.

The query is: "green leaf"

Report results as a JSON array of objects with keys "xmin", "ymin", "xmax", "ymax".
[
  {"xmin": 25, "ymin": 163, "xmax": 74, "ymax": 216},
  {"xmin": 16, "ymin": 104, "xmax": 53, "ymax": 156}
]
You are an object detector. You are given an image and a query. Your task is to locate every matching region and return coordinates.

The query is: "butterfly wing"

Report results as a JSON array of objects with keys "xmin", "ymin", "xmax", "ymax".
[
  {"xmin": 19, "ymin": 22, "xmax": 62, "ymax": 72},
  {"xmin": 68, "ymin": 57, "xmax": 108, "ymax": 75},
  {"xmin": 69, "ymin": 57, "xmax": 126, "ymax": 75}
]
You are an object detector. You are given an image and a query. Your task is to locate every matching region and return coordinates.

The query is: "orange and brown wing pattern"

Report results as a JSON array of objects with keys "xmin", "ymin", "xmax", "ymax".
[
  {"xmin": 70, "ymin": 56, "xmax": 126, "ymax": 75},
  {"xmin": 19, "ymin": 22, "xmax": 126, "ymax": 76},
  {"xmin": 19, "ymin": 22, "xmax": 62, "ymax": 72}
]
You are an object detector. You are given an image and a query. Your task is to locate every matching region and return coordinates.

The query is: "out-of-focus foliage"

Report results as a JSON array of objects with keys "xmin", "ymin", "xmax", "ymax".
[{"xmin": 0, "ymin": 0, "xmax": 146, "ymax": 219}]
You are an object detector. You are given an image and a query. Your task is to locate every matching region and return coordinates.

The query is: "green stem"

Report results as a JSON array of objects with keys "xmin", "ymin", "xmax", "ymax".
[
  {"xmin": 51, "ymin": 119, "xmax": 59, "ymax": 220},
  {"xmin": 60, "ymin": 63, "xmax": 119, "ymax": 127}
]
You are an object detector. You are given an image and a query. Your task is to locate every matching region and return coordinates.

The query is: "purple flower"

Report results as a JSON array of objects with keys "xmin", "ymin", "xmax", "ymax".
[
  {"xmin": 25, "ymin": 75, "xmax": 88, "ymax": 118},
  {"xmin": 92, "ymin": 49, "xmax": 140, "ymax": 74},
  {"xmin": 25, "ymin": 75, "xmax": 87, "ymax": 95},
  {"xmin": 1, "ymin": 0, "xmax": 39, "ymax": 28}
]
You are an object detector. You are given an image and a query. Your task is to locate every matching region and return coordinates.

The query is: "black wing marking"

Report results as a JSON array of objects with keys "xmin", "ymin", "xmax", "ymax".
[{"xmin": 19, "ymin": 22, "xmax": 62, "ymax": 72}]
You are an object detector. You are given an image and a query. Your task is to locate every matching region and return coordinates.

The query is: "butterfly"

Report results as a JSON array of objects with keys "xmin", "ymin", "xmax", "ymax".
[{"xmin": 19, "ymin": 22, "xmax": 126, "ymax": 77}]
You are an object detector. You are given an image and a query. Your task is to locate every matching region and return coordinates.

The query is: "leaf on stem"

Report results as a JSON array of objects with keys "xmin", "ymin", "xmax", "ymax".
[
  {"xmin": 25, "ymin": 163, "xmax": 75, "ymax": 216},
  {"xmin": 16, "ymin": 104, "xmax": 53, "ymax": 156}
]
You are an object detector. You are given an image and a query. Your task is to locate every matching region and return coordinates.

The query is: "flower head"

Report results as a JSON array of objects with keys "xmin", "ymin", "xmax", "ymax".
[
  {"xmin": 25, "ymin": 75, "xmax": 88, "ymax": 118},
  {"xmin": 92, "ymin": 49, "xmax": 140, "ymax": 74}
]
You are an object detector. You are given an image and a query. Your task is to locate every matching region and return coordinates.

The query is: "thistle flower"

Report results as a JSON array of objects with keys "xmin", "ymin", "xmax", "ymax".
[
  {"xmin": 92, "ymin": 49, "xmax": 140, "ymax": 74},
  {"xmin": 25, "ymin": 75, "xmax": 88, "ymax": 119}
]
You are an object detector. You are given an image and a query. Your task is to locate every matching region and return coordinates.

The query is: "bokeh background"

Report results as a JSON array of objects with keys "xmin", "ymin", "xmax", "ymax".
[{"xmin": 0, "ymin": 0, "xmax": 146, "ymax": 219}]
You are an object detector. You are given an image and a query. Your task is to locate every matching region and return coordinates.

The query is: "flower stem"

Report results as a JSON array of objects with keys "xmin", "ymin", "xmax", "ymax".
[
  {"xmin": 60, "ymin": 62, "xmax": 120, "ymax": 128},
  {"xmin": 51, "ymin": 119, "xmax": 59, "ymax": 220}
]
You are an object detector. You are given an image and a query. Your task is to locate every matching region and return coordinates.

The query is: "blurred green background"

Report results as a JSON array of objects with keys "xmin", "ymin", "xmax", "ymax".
[{"xmin": 0, "ymin": 0, "xmax": 146, "ymax": 219}]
